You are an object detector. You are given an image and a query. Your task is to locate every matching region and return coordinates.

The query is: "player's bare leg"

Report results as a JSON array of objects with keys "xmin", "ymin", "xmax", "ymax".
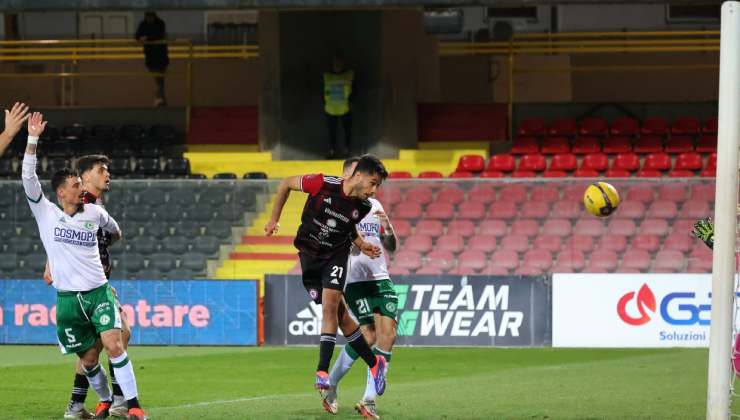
[
  {"xmin": 76, "ymin": 342, "xmax": 114, "ymax": 419},
  {"xmin": 108, "ymin": 315, "xmax": 131, "ymax": 418},
  {"xmin": 99, "ymin": 329, "xmax": 146, "ymax": 420}
]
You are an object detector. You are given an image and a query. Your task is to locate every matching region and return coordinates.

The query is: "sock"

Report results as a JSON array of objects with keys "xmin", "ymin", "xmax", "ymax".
[
  {"xmin": 83, "ymin": 363, "xmax": 112, "ymax": 402},
  {"xmin": 363, "ymin": 347, "xmax": 392, "ymax": 402},
  {"xmin": 110, "ymin": 352, "xmax": 139, "ymax": 403},
  {"xmin": 317, "ymin": 333, "xmax": 337, "ymax": 372},
  {"xmin": 70, "ymin": 373, "xmax": 89, "ymax": 404},
  {"xmin": 345, "ymin": 328, "xmax": 376, "ymax": 368},
  {"xmin": 108, "ymin": 359, "xmax": 124, "ymax": 398},
  {"xmin": 374, "ymin": 347, "xmax": 392, "ymax": 373},
  {"xmin": 328, "ymin": 345, "xmax": 359, "ymax": 387}
]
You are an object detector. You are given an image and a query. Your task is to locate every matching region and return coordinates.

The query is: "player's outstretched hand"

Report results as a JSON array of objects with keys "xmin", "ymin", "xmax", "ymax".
[
  {"xmin": 27, "ymin": 112, "xmax": 47, "ymax": 137},
  {"xmin": 359, "ymin": 241, "xmax": 382, "ymax": 259},
  {"xmin": 264, "ymin": 220, "xmax": 280, "ymax": 236},
  {"xmin": 3, "ymin": 102, "xmax": 30, "ymax": 138},
  {"xmin": 692, "ymin": 216, "xmax": 714, "ymax": 249}
]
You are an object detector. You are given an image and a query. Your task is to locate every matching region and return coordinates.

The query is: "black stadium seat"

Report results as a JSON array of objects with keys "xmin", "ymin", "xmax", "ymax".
[
  {"xmin": 0, "ymin": 159, "xmax": 15, "ymax": 177},
  {"xmin": 243, "ymin": 171, "xmax": 267, "ymax": 179},
  {"xmin": 164, "ymin": 158, "xmax": 190, "ymax": 176},
  {"xmin": 109, "ymin": 158, "xmax": 131, "ymax": 177},
  {"xmin": 120, "ymin": 124, "xmax": 146, "ymax": 142},
  {"xmin": 148, "ymin": 253, "xmax": 176, "ymax": 271},
  {"xmin": 135, "ymin": 158, "xmax": 161, "ymax": 176},
  {"xmin": 213, "ymin": 172, "xmax": 237, "ymax": 180}
]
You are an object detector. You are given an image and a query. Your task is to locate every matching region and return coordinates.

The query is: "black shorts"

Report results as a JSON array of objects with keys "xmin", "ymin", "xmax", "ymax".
[{"xmin": 299, "ymin": 250, "xmax": 350, "ymax": 304}]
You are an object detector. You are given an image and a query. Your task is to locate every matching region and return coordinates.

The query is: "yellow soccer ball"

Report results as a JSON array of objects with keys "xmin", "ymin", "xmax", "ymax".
[{"xmin": 583, "ymin": 182, "xmax": 620, "ymax": 217}]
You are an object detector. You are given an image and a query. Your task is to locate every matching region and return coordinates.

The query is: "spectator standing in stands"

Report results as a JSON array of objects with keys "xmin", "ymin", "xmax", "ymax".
[
  {"xmin": 323, "ymin": 54, "xmax": 355, "ymax": 159},
  {"xmin": 136, "ymin": 12, "xmax": 169, "ymax": 107}
]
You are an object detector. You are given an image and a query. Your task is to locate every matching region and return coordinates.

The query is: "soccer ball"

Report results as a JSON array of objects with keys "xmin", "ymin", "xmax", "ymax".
[{"xmin": 583, "ymin": 182, "xmax": 620, "ymax": 217}]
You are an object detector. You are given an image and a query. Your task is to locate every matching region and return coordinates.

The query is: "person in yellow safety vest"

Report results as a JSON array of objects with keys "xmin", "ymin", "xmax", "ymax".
[{"xmin": 323, "ymin": 54, "xmax": 355, "ymax": 159}]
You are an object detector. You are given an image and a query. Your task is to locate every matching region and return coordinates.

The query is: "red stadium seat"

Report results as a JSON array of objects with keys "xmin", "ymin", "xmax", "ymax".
[
  {"xmin": 512, "ymin": 171, "xmax": 537, "ymax": 178},
  {"xmin": 671, "ymin": 116, "xmax": 701, "ymax": 136},
  {"xmin": 392, "ymin": 219, "xmax": 412, "ymax": 237},
  {"xmin": 604, "ymin": 169, "xmax": 631, "ymax": 178},
  {"xmin": 518, "ymin": 154, "xmax": 547, "ymax": 172},
  {"xmin": 543, "ymin": 170, "xmax": 567, "ymax": 178},
  {"xmin": 530, "ymin": 185, "xmax": 560, "ymax": 202},
  {"xmin": 480, "ymin": 171, "xmax": 505, "ymax": 178},
  {"xmin": 632, "ymin": 234, "xmax": 661, "ymax": 252},
  {"xmin": 542, "ymin": 137, "xmax": 570, "ymax": 154},
  {"xmin": 562, "ymin": 185, "xmax": 585, "ymax": 201},
  {"xmin": 406, "ymin": 187, "xmax": 434, "ymax": 204},
  {"xmin": 603, "ymin": 136, "xmax": 633, "ymax": 154},
  {"xmin": 458, "ymin": 250, "xmax": 487, "ymax": 272},
  {"xmin": 610, "ymin": 117, "xmax": 640, "ymax": 137},
  {"xmin": 581, "ymin": 153, "xmax": 609, "ymax": 172},
  {"xmin": 426, "ymin": 202, "xmax": 455, "ymax": 219},
  {"xmin": 572, "ymin": 137, "xmax": 601, "ymax": 155},
  {"xmin": 696, "ymin": 135, "xmax": 717, "ymax": 153},
  {"xmin": 596, "ymin": 235, "xmax": 628, "ymax": 253},
  {"xmin": 551, "ymin": 264, "xmax": 575, "ymax": 273},
  {"xmin": 679, "ymin": 200, "xmax": 711, "ymax": 219},
  {"xmin": 388, "ymin": 266, "xmax": 411, "ymax": 276},
  {"xmin": 548, "ymin": 117, "xmax": 578, "ymax": 137},
  {"xmin": 523, "ymin": 249, "xmax": 553, "ymax": 270},
  {"xmin": 449, "ymin": 171, "xmax": 474, "ymax": 178},
  {"xmin": 456, "ymin": 154, "xmax": 485, "ymax": 173},
  {"xmin": 542, "ymin": 219, "xmax": 572, "ymax": 237},
  {"xmin": 706, "ymin": 153, "xmax": 717, "ymax": 170},
  {"xmin": 519, "ymin": 118, "xmax": 546, "ymax": 137},
  {"xmin": 647, "ymin": 200, "xmax": 678, "ymax": 219},
  {"xmin": 668, "ymin": 170, "xmax": 695, "ymax": 178},
  {"xmin": 501, "ymin": 234, "xmax": 531, "ymax": 253},
  {"xmin": 549, "ymin": 153, "xmax": 577, "ymax": 171},
  {"xmin": 555, "ymin": 250, "xmax": 586, "ymax": 271},
  {"xmin": 487, "ymin": 154, "xmax": 516, "ymax": 172},
  {"xmin": 447, "ymin": 220, "xmax": 476, "ymax": 237},
  {"xmin": 515, "ymin": 265, "xmax": 545, "ymax": 276},
  {"xmin": 640, "ymin": 218, "xmax": 670, "ymax": 236},
  {"xmin": 588, "ymin": 250, "xmax": 619, "ymax": 271},
  {"xmin": 394, "ymin": 202, "xmax": 422, "ymax": 219},
  {"xmin": 418, "ymin": 171, "xmax": 443, "ymax": 178},
  {"xmin": 511, "ymin": 136, "xmax": 539, "ymax": 155},
  {"xmin": 654, "ymin": 250, "xmax": 685, "ymax": 271},
  {"xmin": 642, "ymin": 153, "xmax": 671, "ymax": 171},
  {"xmin": 424, "ymin": 250, "xmax": 456, "ymax": 272},
  {"xmin": 512, "ymin": 219, "xmax": 540, "ymax": 237},
  {"xmin": 479, "ymin": 220, "xmax": 508, "ymax": 237},
  {"xmin": 615, "ymin": 201, "xmax": 646, "ymax": 219},
  {"xmin": 436, "ymin": 234, "xmax": 466, "ymax": 254},
  {"xmin": 392, "ymin": 251, "xmax": 422, "ymax": 271},
  {"xmin": 673, "ymin": 219, "xmax": 696, "ymax": 235},
  {"xmin": 448, "ymin": 266, "xmax": 480, "ymax": 276},
  {"xmin": 641, "ymin": 116, "xmax": 669, "ymax": 136},
  {"xmin": 533, "ymin": 234, "xmax": 562, "ymax": 253},
  {"xmin": 691, "ymin": 184, "xmax": 715, "ymax": 202},
  {"xmin": 521, "ymin": 201, "xmax": 551, "ymax": 219},
  {"xmin": 626, "ymin": 186, "xmax": 655, "ymax": 204},
  {"xmin": 621, "ymin": 249, "xmax": 652, "ymax": 271},
  {"xmin": 608, "ymin": 219, "xmax": 637, "ymax": 237},
  {"xmin": 611, "ymin": 153, "xmax": 640, "ymax": 172},
  {"xmin": 634, "ymin": 136, "xmax": 664, "ymax": 154},
  {"xmin": 436, "ymin": 187, "xmax": 466, "ymax": 205},
  {"xmin": 579, "ymin": 117, "xmax": 609, "ymax": 137},
  {"xmin": 703, "ymin": 117, "xmax": 718, "ymax": 134},
  {"xmin": 665, "ymin": 136, "xmax": 694, "ymax": 154},
  {"xmin": 499, "ymin": 184, "xmax": 528, "ymax": 203},
  {"xmin": 664, "ymin": 233, "xmax": 693, "ymax": 253},
  {"xmin": 636, "ymin": 170, "xmax": 662, "ymax": 178},
  {"xmin": 468, "ymin": 234, "xmax": 498, "ymax": 253},
  {"xmin": 701, "ymin": 167, "xmax": 716, "ymax": 178},
  {"xmin": 482, "ymin": 265, "xmax": 512, "ymax": 275},
  {"xmin": 563, "ymin": 234, "xmax": 595, "ymax": 252},
  {"xmin": 458, "ymin": 201, "xmax": 486, "ymax": 219},
  {"xmin": 574, "ymin": 169, "xmax": 600, "ymax": 178},
  {"xmin": 574, "ymin": 219, "xmax": 606, "ymax": 237},
  {"xmin": 489, "ymin": 250, "xmax": 519, "ymax": 270},
  {"xmin": 552, "ymin": 200, "xmax": 582, "ymax": 219},
  {"xmin": 404, "ymin": 234, "xmax": 433, "ymax": 253},
  {"xmin": 673, "ymin": 152, "xmax": 702, "ymax": 171},
  {"xmin": 377, "ymin": 186, "xmax": 402, "ymax": 206},
  {"xmin": 415, "ymin": 220, "xmax": 443, "ymax": 236},
  {"xmin": 389, "ymin": 171, "xmax": 412, "ymax": 179},
  {"xmin": 489, "ymin": 201, "xmax": 518, "ymax": 219}
]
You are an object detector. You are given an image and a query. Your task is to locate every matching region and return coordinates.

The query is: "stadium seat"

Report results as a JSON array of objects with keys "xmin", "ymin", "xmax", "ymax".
[
  {"xmin": 523, "ymin": 249, "xmax": 553, "ymax": 270},
  {"xmin": 447, "ymin": 220, "xmax": 476, "ymax": 237},
  {"xmin": 642, "ymin": 153, "xmax": 671, "ymax": 172},
  {"xmin": 636, "ymin": 170, "xmax": 662, "ymax": 178},
  {"xmin": 499, "ymin": 185, "xmax": 528, "ymax": 203},
  {"xmin": 529, "ymin": 185, "xmax": 560, "ymax": 202},
  {"xmin": 468, "ymin": 234, "xmax": 497, "ymax": 253},
  {"xmin": 518, "ymin": 154, "xmax": 547, "ymax": 172},
  {"xmin": 542, "ymin": 219, "xmax": 572, "ymax": 237},
  {"xmin": 511, "ymin": 136, "xmax": 539, "ymax": 155},
  {"xmin": 457, "ymin": 201, "xmax": 486, "ymax": 219},
  {"xmin": 573, "ymin": 169, "xmax": 599, "ymax": 177},
  {"xmin": 533, "ymin": 234, "xmax": 562, "ymax": 253},
  {"xmin": 572, "ymin": 137, "xmax": 601, "ymax": 155},
  {"xmin": 489, "ymin": 201, "xmax": 517, "ymax": 220},
  {"xmin": 543, "ymin": 170, "xmax": 567, "ymax": 178},
  {"xmin": 418, "ymin": 171, "xmax": 443, "ymax": 178},
  {"xmin": 602, "ymin": 137, "xmax": 632, "ymax": 155},
  {"xmin": 488, "ymin": 250, "xmax": 519, "ymax": 270},
  {"xmin": 457, "ymin": 250, "xmax": 487, "ymax": 272},
  {"xmin": 691, "ymin": 184, "xmax": 715, "ymax": 202},
  {"xmin": 625, "ymin": 186, "xmax": 654, "ymax": 204},
  {"xmin": 512, "ymin": 219, "xmax": 540, "ymax": 237},
  {"xmin": 574, "ymin": 219, "xmax": 605, "ymax": 237},
  {"xmin": 515, "ymin": 265, "xmax": 544, "ymax": 276},
  {"xmin": 487, "ymin": 154, "xmax": 516, "ymax": 172},
  {"xmin": 610, "ymin": 117, "xmax": 640, "ymax": 137},
  {"xmin": 511, "ymin": 170, "xmax": 537, "ymax": 178},
  {"xmin": 634, "ymin": 136, "xmax": 664, "ymax": 154},
  {"xmin": 449, "ymin": 171, "xmax": 474, "ymax": 178},
  {"xmin": 482, "ymin": 265, "xmax": 511, "ymax": 275},
  {"xmin": 393, "ymin": 251, "xmax": 422, "ymax": 271},
  {"xmin": 521, "ymin": 201, "xmax": 550, "ymax": 218},
  {"xmin": 696, "ymin": 135, "xmax": 717, "ymax": 153},
  {"xmin": 706, "ymin": 153, "xmax": 717, "ymax": 170},
  {"xmin": 415, "ymin": 220, "xmax": 443, "ymax": 237},
  {"xmin": 611, "ymin": 153, "xmax": 640, "ymax": 172},
  {"xmin": 647, "ymin": 200, "xmax": 678, "ymax": 219},
  {"xmin": 376, "ymin": 187, "xmax": 402, "ymax": 206},
  {"xmin": 127, "ymin": 236, "xmax": 158, "ymax": 254},
  {"xmin": 388, "ymin": 266, "xmax": 411, "ymax": 276},
  {"xmin": 392, "ymin": 219, "xmax": 411, "ymax": 238},
  {"xmin": 581, "ymin": 153, "xmax": 609, "ymax": 172},
  {"xmin": 0, "ymin": 159, "xmax": 16, "ymax": 178},
  {"xmin": 424, "ymin": 250, "xmax": 456, "ymax": 273},
  {"xmin": 703, "ymin": 117, "xmax": 718, "ymax": 134},
  {"xmin": 632, "ymin": 234, "xmax": 661, "ymax": 253},
  {"xmin": 563, "ymin": 234, "xmax": 594, "ymax": 253},
  {"xmin": 679, "ymin": 200, "xmax": 711, "ymax": 219},
  {"xmin": 213, "ymin": 172, "xmax": 236, "ymax": 180},
  {"xmin": 193, "ymin": 236, "xmax": 220, "ymax": 257},
  {"xmin": 405, "ymin": 235, "xmax": 433, "ymax": 253},
  {"xmin": 552, "ymin": 200, "xmax": 582, "ymax": 219},
  {"xmin": 426, "ymin": 202, "xmax": 455, "ymax": 219},
  {"xmin": 0, "ymin": 254, "xmax": 18, "ymax": 272},
  {"xmin": 654, "ymin": 250, "xmax": 685, "ymax": 272},
  {"xmin": 700, "ymin": 167, "xmax": 715, "ymax": 178},
  {"xmin": 549, "ymin": 153, "xmax": 577, "ymax": 172},
  {"xmin": 641, "ymin": 117, "xmax": 669, "ymax": 136},
  {"xmin": 163, "ymin": 158, "xmax": 190, "ymax": 176},
  {"xmin": 667, "ymin": 170, "xmax": 694, "ymax": 178},
  {"xmin": 671, "ymin": 116, "xmax": 701, "ymax": 136},
  {"xmin": 456, "ymin": 155, "xmax": 485, "ymax": 173},
  {"xmin": 118, "ymin": 254, "xmax": 145, "ymax": 273},
  {"xmin": 555, "ymin": 250, "xmax": 586, "ymax": 271},
  {"xmin": 657, "ymin": 184, "xmax": 688, "ymax": 203},
  {"xmin": 437, "ymin": 234, "xmax": 466, "ymax": 254},
  {"xmin": 596, "ymin": 234, "xmax": 627, "ymax": 253},
  {"xmin": 518, "ymin": 118, "xmax": 546, "ymax": 137},
  {"xmin": 406, "ymin": 187, "xmax": 434, "ymax": 205},
  {"xmin": 588, "ymin": 250, "xmax": 619, "ymax": 271},
  {"xmin": 663, "ymin": 233, "xmax": 693, "ymax": 253},
  {"xmin": 480, "ymin": 171, "xmax": 504, "ymax": 178},
  {"xmin": 7, "ymin": 237, "xmax": 33, "ymax": 254},
  {"xmin": 205, "ymin": 221, "xmax": 232, "ymax": 240},
  {"xmin": 548, "ymin": 118, "xmax": 578, "ymax": 137},
  {"xmin": 479, "ymin": 220, "xmax": 508, "ymax": 237},
  {"xmin": 180, "ymin": 253, "xmax": 208, "ymax": 274},
  {"xmin": 389, "ymin": 171, "xmax": 412, "ymax": 179},
  {"xmin": 621, "ymin": 249, "xmax": 652, "ymax": 271},
  {"xmin": 394, "ymin": 202, "xmax": 422, "ymax": 219},
  {"xmin": 500, "ymin": 234, "xmax": 530, "ymax": 253},
  {"xmin": 673, "ymin": 152, "xmax": 702, "ymax": 171},
  {"xmin": 579, "ymin": 117, "xmax": 609, "ymax": 137},
  {"xmin": 640, "ymin": 218, "xmax": 670, "ymax": 236},
  {"xmin": 436, "ymin": 187, "xmax": 466, "ymax": 205},
  {"xmin": 542, "ymin": 137, "xmax": 570, "ymax": 155},
  {"xmin": 243, "ymin": 172, "xmax": 267, "ymax": 179}
]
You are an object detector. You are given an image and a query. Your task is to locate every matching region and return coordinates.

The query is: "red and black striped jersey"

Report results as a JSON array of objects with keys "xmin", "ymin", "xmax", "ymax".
[
  {"xmin": 294, "ymin": 174, "xmax": 372, "ymax": 258},
  {"xmin": 82, "ymin": 191, "xmax": 113, "ymax": 279}
]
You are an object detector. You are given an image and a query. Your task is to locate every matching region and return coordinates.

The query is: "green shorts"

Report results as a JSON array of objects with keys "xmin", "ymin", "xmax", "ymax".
[
  {"xmin": 345, "ymin": 279, "xmax": 398, "ymax": 326},
  {"xmin": 56, "ymin": 283, "xmax": 121, "ymax": 355}
]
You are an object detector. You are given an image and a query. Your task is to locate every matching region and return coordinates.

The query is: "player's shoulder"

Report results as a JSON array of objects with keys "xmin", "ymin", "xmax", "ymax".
[
  {"xmin": 322, "ymin": 175, "xmax": 343, "ymax": 185},
  {"xmin": 82, "ymin": 203, "xmax": 105, "ymax": 214}
]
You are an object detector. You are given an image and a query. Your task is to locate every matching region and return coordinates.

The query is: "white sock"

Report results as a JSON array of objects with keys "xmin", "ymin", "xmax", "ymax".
[
  {"xmin": 110, "ymin": 352, "xmax": 138, "ymax": 400},
  {"xmin": 363, "ymin": 367, "xmax": 378, "ymax": 402},
  {"xmin": 83, "ymin": 363, "xmax": 112, "ymax": 402},
  {"xmin": 329, "ymin": 346, "xmax": 358, "ymax": 388}
]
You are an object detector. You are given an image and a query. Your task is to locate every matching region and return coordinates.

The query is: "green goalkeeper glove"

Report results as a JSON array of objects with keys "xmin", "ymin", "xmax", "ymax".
[{"xmin": 692, "ymin": 217, "xmax": 714, "ymax": 249}]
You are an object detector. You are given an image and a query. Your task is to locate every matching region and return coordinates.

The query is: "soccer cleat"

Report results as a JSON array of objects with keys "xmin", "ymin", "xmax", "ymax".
[
  {"xmin": 108, "ymin": 397, "xmax": 128, "ymax": 418},
  {"xmin": 320, "ymin": 386, "xmax": 338, "ymax": 415},
  {"xmin": 93, "ymin": 401, "xmax": 112, "ymax": 419},
  {"xmin": 315, "ymin": 370, "xmax": 331, "ymax": 390},
  {"xmin": 368, "ymin": 355, "xmax": 387, "ymax": 396},
  {"xmin": 63, "ymin": 401, "xmax": 93, "ymax": 419},
  {"xmin": 355, "ymin": 400, "xmax": 380, "ymax": 419},
  {"xmin": 127, "ymin": 407, "xmax": 148, "ymax": 420}
]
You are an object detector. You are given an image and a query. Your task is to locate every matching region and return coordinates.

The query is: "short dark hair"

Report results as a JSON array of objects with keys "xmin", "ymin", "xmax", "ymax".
[
  {"xmin": 343, "ymin": 157, "xmax": 359, "ymax": 172},
  {"xmin": 51, "ymin": 169, "xmax": 78, "ymax": 192},
  {"xmin": 353, "ymin": 154, "xmax": 388, "ymax": 180},
  {"xmin": 75, "ymin": 154, "xmax": 110, "ymax": 176}
]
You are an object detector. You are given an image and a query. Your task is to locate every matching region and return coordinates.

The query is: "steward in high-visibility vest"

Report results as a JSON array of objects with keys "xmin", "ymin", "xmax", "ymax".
[
  {"xmin": 323, "ymin": 70, "xmax": 354, "ymax": 116},
  {"xmin": 324, "ymin": 55, "xmax": 354, "ymax": 158}
]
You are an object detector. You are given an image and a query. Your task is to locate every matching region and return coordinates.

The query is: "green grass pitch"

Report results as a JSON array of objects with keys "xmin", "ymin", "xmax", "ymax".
[{"xmin": 0, "ymin": 345, "xmax": 709, "ymax": 419}]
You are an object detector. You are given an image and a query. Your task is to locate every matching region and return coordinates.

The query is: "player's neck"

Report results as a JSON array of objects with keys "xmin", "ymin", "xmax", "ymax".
[
  {"xmin": 342, "ymin": 181, "xmax": 355, "ymax": 198},
  {"xmin": 83, "ymin": 184, "xmax": 104, "ymax": 200},
  {"xmin": 61, "ymin": 202, "xmax": 81, "ymax": 216}
]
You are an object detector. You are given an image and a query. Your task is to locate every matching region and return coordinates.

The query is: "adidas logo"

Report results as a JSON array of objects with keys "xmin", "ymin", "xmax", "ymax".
[
  {"xmin": 289, "ymin": 301, "xmax": 323, "ymax": 335},
  {"xmin": 330, "ymin": 278, "xmax": 340, "ymax": 285},
  {"xmin": 324, "ymin": 197, "xmax": 332, "ymax": 205}
]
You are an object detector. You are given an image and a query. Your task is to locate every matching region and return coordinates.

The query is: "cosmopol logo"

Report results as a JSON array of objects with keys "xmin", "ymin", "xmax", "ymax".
[{"xmin": 617, "ymin": 284, "xmax": 656, "ymax": 326}]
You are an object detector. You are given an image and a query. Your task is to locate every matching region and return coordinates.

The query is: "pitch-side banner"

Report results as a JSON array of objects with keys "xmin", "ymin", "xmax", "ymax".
[
  {"xmin": 0, "ymin": 279, "xmax": 259, "ymax": 345},
  {"xmin": 552, "ymin": 273, "xmax": 729, "ymax": 348},
  {"xmin": 264, "ymin": 275, "xmax": 551, "ymax": 346}
]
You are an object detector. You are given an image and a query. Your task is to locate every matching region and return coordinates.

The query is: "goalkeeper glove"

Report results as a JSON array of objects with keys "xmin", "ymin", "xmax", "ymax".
[{"xmin": 692, "ymin": 216, "xmax": 714, "ymax": 249}]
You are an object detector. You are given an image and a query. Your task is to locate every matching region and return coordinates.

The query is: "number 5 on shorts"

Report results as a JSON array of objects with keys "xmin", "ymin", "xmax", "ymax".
[{"xmin": 65, "ymin": 328, "xmax": 77, "ymax": 343}]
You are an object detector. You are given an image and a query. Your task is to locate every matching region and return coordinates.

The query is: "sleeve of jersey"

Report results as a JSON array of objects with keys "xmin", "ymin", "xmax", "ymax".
[
  {"xmin": 21, "ymin": 153, "xmax": 49, "ymax": 209},
  {"xmin": 98, "ymin": 207, "xmax": 121, "ymax": 236},
  {"xmin": 300, "ymin": 173, "xmax": 324, "ymax": 195}
]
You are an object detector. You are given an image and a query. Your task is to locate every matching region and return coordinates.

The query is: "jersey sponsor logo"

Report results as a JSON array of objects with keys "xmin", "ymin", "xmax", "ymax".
[
  {"xmin": 53, "ymin": 227, "xmax": 97, "ymax": 247},
  {"xmin": 289, "ymin": 301, "xmax": 323, "ymax": 335},
  {"xmin": 326, "ymin": 218, "xmax": 337, "ymax": 228},
  {"xmin": 324, "ymin": 197, "xmax": 332, "ymax": 205},
  {"xmin": 324, "ymin": 207, "xmax": 349, "ymax": 223},
  {"xmin": 357, "ymin": 221, "xmax": 380, "ymax": 237}
]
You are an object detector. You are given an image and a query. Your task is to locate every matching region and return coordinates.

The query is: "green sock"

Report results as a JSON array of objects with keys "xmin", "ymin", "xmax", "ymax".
[{"xmin": 373, "ymin": 347, "xmax": 392, "ymax": 363}]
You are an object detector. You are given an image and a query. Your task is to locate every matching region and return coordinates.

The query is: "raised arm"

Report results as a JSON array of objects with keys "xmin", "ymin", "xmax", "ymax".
[
  {"xmin": 21, "ymin": 112, "xmax": 48, "ymax": 206},
  {"xmin": 0, "ymin": 102, "xmax": 29, "ymax": 157},
  {"xmin": 264, "ymin": 175, "xmax": 303, "ymax": 236}
]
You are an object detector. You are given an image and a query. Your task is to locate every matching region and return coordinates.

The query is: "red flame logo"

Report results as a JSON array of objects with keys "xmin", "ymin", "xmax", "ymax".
[{"xmin": 617, "ymin": 284, "xmax": 657, "ymax": 326}]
